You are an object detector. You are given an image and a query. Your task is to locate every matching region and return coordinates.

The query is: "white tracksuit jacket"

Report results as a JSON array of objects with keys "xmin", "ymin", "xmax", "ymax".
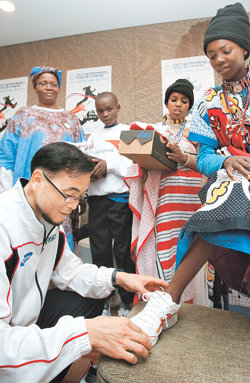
[
  {"xmin": 0, "ymin": 179, "xmax": 115, "ymax": 382},
  {"xmin": 75, "ymin": 123, "xmax": 132, "ymax": 196}
]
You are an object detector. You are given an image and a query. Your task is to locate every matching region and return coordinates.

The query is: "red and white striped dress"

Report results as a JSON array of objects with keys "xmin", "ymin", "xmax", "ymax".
[
  {"xmin": 154, "ymin": 118, "xmax": 203, "ymax": 283},
  {"xmin": 156, "ymin": 165, "xmax": 202, "ymax": 282},
  {"xmin": 125, "ymin": 119, "xmax": 205, "ymax": 303}
]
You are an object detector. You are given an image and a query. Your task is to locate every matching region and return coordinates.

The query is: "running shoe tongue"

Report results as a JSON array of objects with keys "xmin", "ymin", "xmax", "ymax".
[{"xmin": 143, "ymin": 294, "xmax": 168, "ymax": 317}]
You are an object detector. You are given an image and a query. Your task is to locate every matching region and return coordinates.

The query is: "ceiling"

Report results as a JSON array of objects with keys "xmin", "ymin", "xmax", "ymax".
[{"xmin": 1, "ymin": 0, "xmax": 250, "ymax": 47}]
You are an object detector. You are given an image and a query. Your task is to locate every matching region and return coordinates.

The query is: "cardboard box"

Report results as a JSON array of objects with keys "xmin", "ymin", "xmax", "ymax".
[{"xmin": 119, "ymin": 130, "xmax": 177, "ymax": 171}]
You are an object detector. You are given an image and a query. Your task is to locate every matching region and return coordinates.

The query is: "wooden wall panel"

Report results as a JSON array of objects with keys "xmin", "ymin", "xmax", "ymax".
[
  {"xmin": 0, "ymin": 14, "xmax": 249, "ymax": 126},
  {"xmin": 45, "ymin": 28, "xmax": 135, "ymax": 122},
  {"xmin": 134, "ymin": 18, "xmax": 210, "ymax": 123},
  {"xmin": 0, "ymin": 40, "xmax": 50, "ymax": 107}
]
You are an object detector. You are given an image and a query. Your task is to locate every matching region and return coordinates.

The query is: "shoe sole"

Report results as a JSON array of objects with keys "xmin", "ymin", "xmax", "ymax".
[{"xmin": 162, "ymin": 311, "xmax": 179, "ymax": 330}]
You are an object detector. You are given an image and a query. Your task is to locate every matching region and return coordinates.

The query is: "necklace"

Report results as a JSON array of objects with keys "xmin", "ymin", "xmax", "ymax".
[
  {"xmin": 162, "ymin": 115, "xmax": 187, "ymax": 144},
  {"xmin": 162, "ymin": 114, "xmax": 184, "ymax": 125},
  {"xmin": 223, "ymin": 88, "xmax": 250, "ymax": 149},
  {"xmin": 169, "ymin": 119, "xmax": 186, "ymax": 143},
  {"xmin": 173, "ymin": 121, "xmax": 186, "ymax": 143},
  {"xmin": 170, "ymin": 118, "xmax": 184, "ymax": 125},
  {"xmin": 222, "ymin": 68, "xmax": 250, "ymax": 94}
]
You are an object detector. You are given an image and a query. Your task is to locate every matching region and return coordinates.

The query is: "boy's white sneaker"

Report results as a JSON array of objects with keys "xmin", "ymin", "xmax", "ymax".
[{"xmin": 130, "ymin": 291, "xmax": 180, "ymax": 346}]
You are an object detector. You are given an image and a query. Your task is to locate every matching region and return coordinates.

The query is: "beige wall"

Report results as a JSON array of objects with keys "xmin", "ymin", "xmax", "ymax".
[{"xmin": 0, "ymin": 15, "xmax": 240, "ymax": 125}]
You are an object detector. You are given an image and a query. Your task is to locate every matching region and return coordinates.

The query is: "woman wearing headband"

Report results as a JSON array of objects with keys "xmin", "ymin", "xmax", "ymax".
[{"xmin": 0, "ymin": 66, "xmax": 84, "ymax": 250}]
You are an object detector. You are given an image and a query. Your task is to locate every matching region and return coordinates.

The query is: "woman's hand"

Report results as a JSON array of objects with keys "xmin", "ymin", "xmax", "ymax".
[
  {"xmin": 166, "ymin": 142, "xmax": 187, "ymax": 164},
  {"xmin": 223, "ymin": 156, "xmax": 250, "ymax": 180}
]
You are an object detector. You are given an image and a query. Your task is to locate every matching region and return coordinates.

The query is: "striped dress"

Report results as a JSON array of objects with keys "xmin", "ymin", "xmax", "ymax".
[
  {"xmin": 125, "ymin": 120, "xmax": 206, "ymax": 304},
  {"xmin": 156, "ymin": 165, "xmax": 202, "ymax": 282},
  {"xmin": 154, "ymin": 118, "xmax": 202, "ymax": 282}
]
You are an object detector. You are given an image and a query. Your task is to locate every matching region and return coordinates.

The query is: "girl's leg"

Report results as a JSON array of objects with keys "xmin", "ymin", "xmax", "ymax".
[{"xmin": 166, "ymin": 235, "xmax": 216, "ymax": 303}]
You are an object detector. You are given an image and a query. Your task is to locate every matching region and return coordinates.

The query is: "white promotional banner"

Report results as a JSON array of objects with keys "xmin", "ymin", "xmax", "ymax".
[
  {"xmin": 161, "ymin": 56, "xmax": 215, "ymax": 116},
  {"xmin": 0, "ymin": 76, "xmax": 28, "ymax": 139},
  {"xmin": 66, "ymin": 66, "xmax": 112, "ymax": 135}
]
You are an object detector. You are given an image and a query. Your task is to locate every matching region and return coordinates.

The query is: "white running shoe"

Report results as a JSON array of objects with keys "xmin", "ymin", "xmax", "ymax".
[{"xmin": 130, "ymin": 291, "xmax": 180, "ymax": 346}]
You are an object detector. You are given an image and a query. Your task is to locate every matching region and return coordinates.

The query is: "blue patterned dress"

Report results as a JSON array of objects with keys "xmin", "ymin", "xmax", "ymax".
[{"xmin": 0, "ymin": 105, "xmax": 84, "ymax": 250}]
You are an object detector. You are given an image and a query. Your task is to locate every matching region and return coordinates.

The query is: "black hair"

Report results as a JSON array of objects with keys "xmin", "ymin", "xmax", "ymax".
[
  {"xmin": 95, "ymin": 91, "xmax": 119, "ymax": 105},
  {"xmin": 31, "ymin": 142, "xmax": 95, "ymax": 175}
]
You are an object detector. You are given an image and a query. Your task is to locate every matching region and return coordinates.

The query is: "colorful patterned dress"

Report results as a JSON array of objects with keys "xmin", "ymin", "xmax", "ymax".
[
  {"xmin": 0, "ymin": 105, "xmax": 84, "ymax": 250},
  {"xmin": 177, "ymin": 70, "xmax": 250, "ymax": 295}
]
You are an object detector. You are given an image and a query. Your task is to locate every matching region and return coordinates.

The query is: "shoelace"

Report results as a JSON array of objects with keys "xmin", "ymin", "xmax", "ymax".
[
  {"xmin": 142, "ymin": 289, "xmax": 166, "ymax": 301},
  {"xmin": 142, "ymin": 292, "xmax": 153, "ymax": 302}
]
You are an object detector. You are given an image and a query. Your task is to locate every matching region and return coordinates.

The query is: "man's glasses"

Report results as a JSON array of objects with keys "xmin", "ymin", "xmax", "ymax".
[{"xmin": 42, "ymin": 172, "xmax": 85, "ymax": 205}]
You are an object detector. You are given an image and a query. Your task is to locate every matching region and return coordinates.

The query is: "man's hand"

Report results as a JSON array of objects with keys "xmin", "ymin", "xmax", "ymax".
[
  {"xmin": 85, "ymin": 316, "xmax": 152, "ymax": 364},
  {"xmin": 90, "ymin": 159, "xmax": 107, "ymax": 180},
  {"xmin": 223, "ymin": 156, "xmax": 250, "ymax": 180},
  {"xmin": 115, "ymin": 272, "xmax": 169, "ymax": 295}
]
